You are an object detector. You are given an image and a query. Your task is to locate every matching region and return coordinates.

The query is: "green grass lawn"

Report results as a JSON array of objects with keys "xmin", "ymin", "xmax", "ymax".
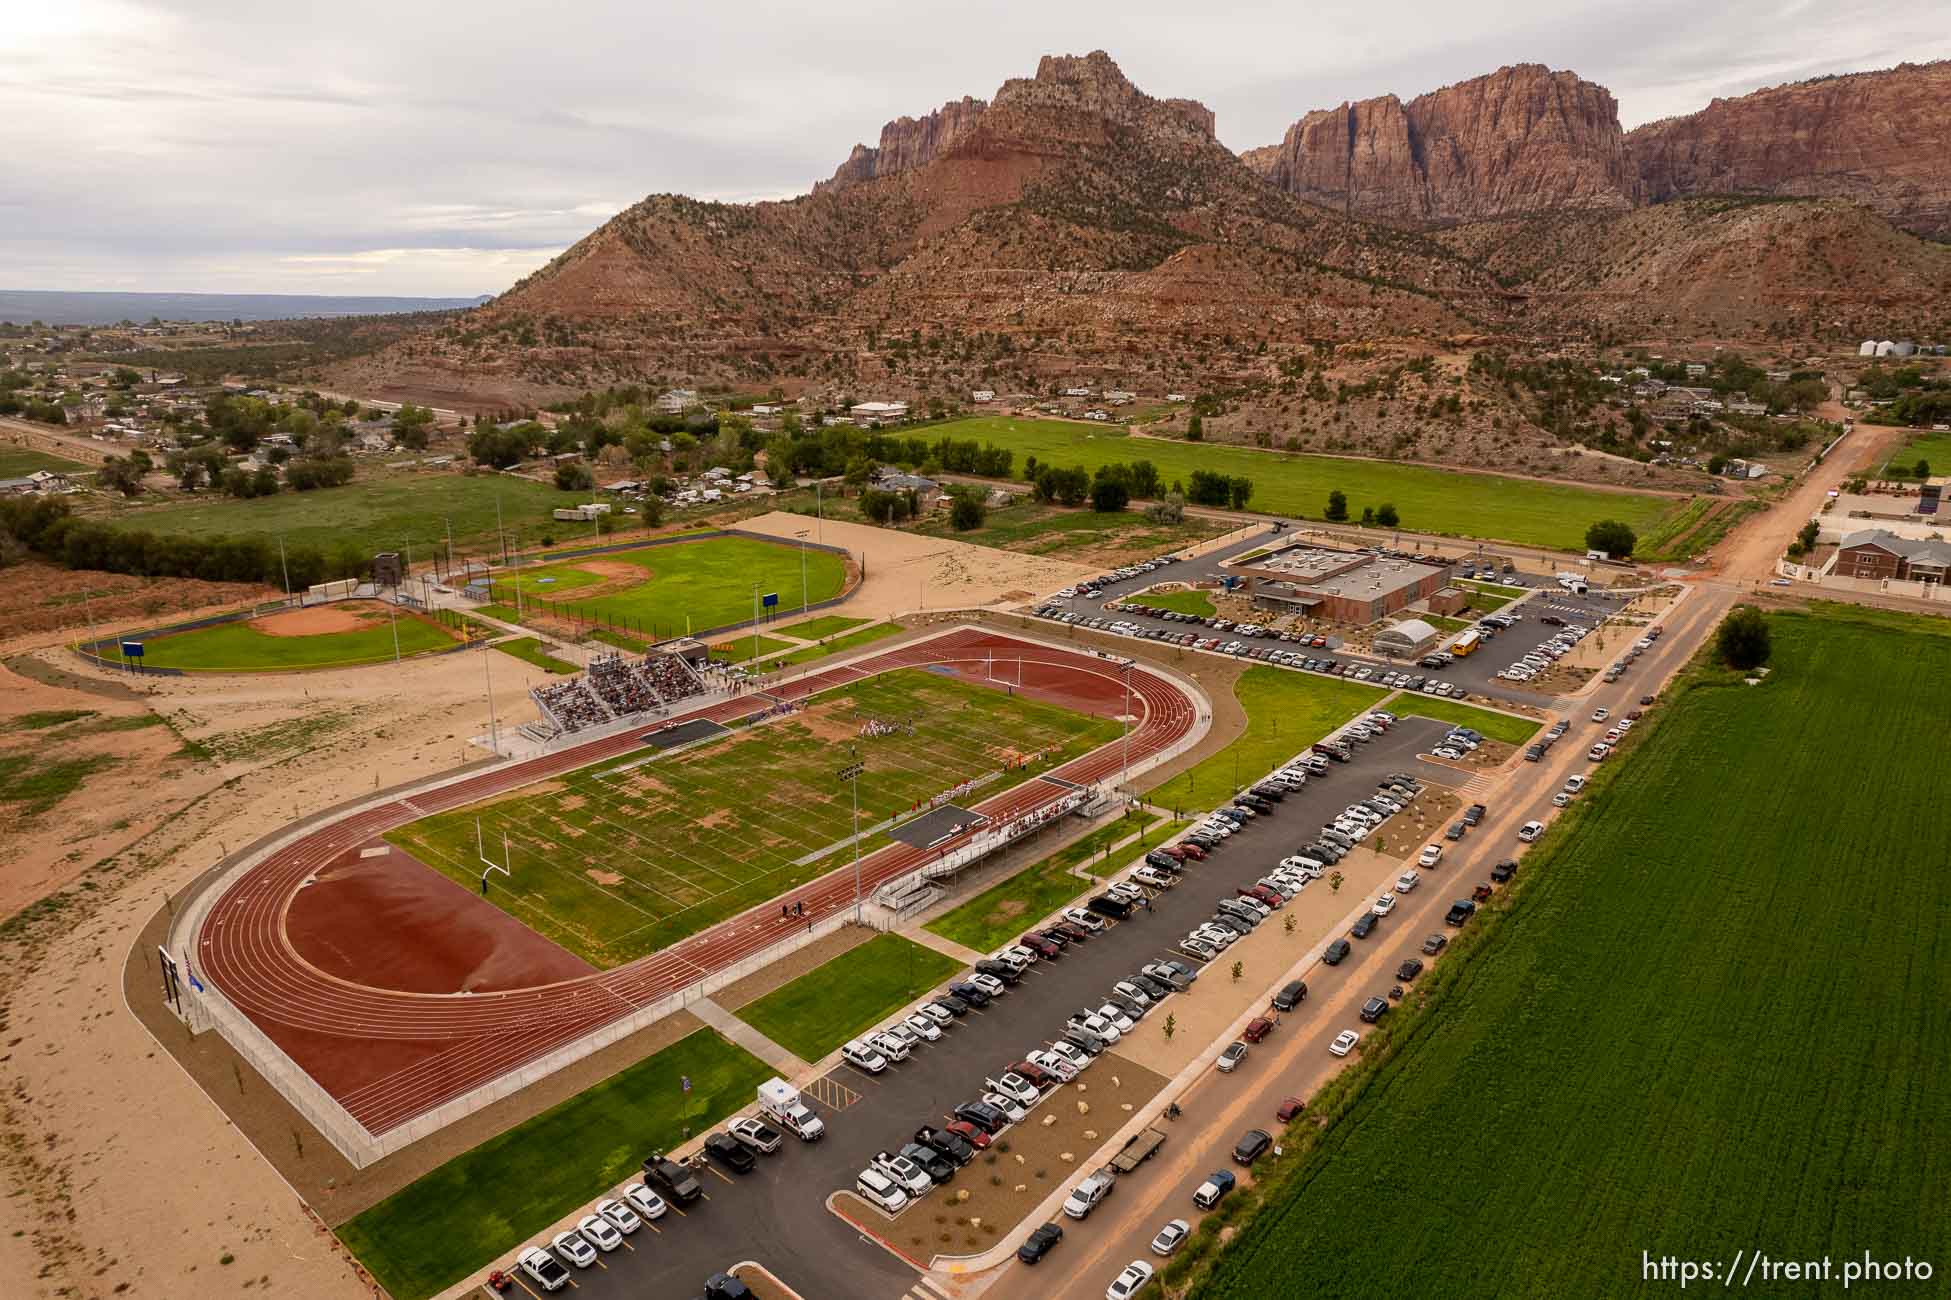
[
  {"xmin": 386, "ymin": 669, "xmax": 1118, "ymax": 967},
  {"xmin": 1127, "ymin": 589, "xmax": 1215, "ymax": 618},
  {"xmin": 926, "ymin": 416, "xmax": 1680, "ymax": 551},
  {"xmin": 99, "ymin": 467, "xmax": 584, "ymax": 555},
  {"xmin": 129, "ymin": 611, "xmax": 458, "ymax": 671},
  {"xmin": 709, "ymin": 633, "xmax": 794, "ymax": 662},
  {"xmin": 772, "ymin": 620, "xmax": 904, "ymax": 666},
  {"xmin": 1392, "ymin": 696, "xmax": 1541, "ymax": 745},
  {"xmin": 1419, "ymin": 612, "xmax": 1473, "ymax": 633},
  {"xmin": 924, "ymin": 811, "xmax": 1177, "ymax": 952},
  {"xmin": 781, "ymin": 614, "xmax": 870, "ymax": 640},
  {"xmin": 1145, "ymin": 667, "xmax": 1385, "ymax": 813},
  {"xmin": 0, "ymin": 447, "xmax": 88, "ymax": 477},
  {"xmin": 1876, "ymin": 430, "xmax": 1951, "ymax": 478},
  {"xmin": 588, "ymin": 627, "xmax": 650, "ymax": 654},
  {"xmin": 733, "ymin": 933, "xmax": 961, "ymax": 1061},
  {"xmin": 493, "ymin": 535, "xmax": 848, "ymax": 640},
  {"xmin": 491, "ymin": 636, "xmax": 576, "ymax": 674},
  {"xmin": 336, "ymin": 1029, "xmax": 772, "ymax": 1300},
  {"xmin": 1190, "ymin": 605, "xmax": 1951, "ymax": 1298},
  {"xmin": 0, "ymin": 753, "xmax": 120, "ymax": 816}
]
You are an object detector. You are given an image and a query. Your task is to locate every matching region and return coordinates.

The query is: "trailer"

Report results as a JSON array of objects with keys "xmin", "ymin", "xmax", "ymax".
[{"xmin": 1110, "ymin": 1127, "xmax": 1167, "ymax": 1174}]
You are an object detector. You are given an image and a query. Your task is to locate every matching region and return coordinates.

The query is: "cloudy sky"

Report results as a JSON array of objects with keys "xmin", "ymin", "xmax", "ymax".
[{"xmin": 7, "ymin": 0, "xmax": 1945, "ymax": 298}]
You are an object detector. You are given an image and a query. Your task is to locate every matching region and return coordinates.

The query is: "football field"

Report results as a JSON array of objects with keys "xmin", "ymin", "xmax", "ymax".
[{"xmin": 386, "ymin": 668, "xmax": 1120, "ymax": 967}]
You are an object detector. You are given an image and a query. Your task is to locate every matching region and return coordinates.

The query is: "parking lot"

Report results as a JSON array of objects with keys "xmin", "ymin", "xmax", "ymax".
[
  {"xmin": 1029, "ymin": 528, "xmax": 1626, "ymax": 705},
  {"xmin": 485, "ymin": 711, "xmax": 1465, "ymax": 1299}
]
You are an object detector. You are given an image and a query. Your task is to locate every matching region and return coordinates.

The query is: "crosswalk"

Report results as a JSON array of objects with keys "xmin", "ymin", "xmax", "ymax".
[{"xmin": 903, "ymin": 1274, "xmax": 953, "ymax": 1300}]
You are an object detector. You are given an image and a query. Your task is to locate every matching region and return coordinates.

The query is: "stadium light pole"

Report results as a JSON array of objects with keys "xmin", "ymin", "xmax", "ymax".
[
  {"xmin": 1120, "ymin": 660, "xmax": 1132, "ymax": 793},
  {"xmin": 795, "ymin": 529, "xmax": 810, "ymax": 613},
  {"xmin": 839, "ymin": 759, "xmax": 865, "ymax": 922},
  {"xmin": 277, "ymin": 535, "xmax": 292, "ymax": 602},
  {"xmin": 481, "ymin": 632, "xmax": 500, "ymax": 753}
]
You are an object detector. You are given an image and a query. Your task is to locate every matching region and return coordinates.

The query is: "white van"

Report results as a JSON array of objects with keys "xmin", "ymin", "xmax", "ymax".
[{"xmin": 856, "ymin": 1168, "xmax": 909, "ymax": 1214}]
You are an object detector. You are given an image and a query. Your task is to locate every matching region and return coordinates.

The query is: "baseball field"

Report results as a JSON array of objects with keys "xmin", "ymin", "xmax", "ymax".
[
  {"xmin": 385, "ymin": 667, "xmax": 1120, "ymax": 967},
  {"xmin": 489, "ymin": 534, "xmax": 849, "ymax": 640},
  {"xmin": 117, "ymin": 601, "xmax": 463, "ymax": 671}
]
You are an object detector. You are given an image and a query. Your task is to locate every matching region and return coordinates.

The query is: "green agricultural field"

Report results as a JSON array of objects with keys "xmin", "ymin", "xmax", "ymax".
[
  {"xmin": 1145, "ymin": 667, "xmax": 1385, "ymax": 813},
  {"xmin": 336, "ymin": 1028, "xmax": 771, "ymax": 1300},
  {"xmin": 911, "ymin": 496, "xmax": 1227, "ymax": 561},
  {"xmin": 491, "ymin": 535, "xmax": 848, "ymax": 640},
  {"xmin": 733, "ymin": 933, "xmax": 961, "ymax": 1062},
  {"xmin": 1392, "ymin": 696, "xmax": 1540, "ymax": 745},
  {"xmin": 99, "ymin": 467, "xmax": 585, "ymax": 555},
  {"xmin": 386, "ymin": 669, "xmax": 1119, "ymax": 967},
  {"xmin": 0, "ymin": 447, "xmax": 88, "ymax": 477},
  {"xmin": 128, "ymin": 610, "xmax": 458, "ymax": 671},
  {"xmin": 927, "ymin": 416, "xmax": 1680, "ymax": 551},
  {"xmin": 1192, "ymin": 606, "xmax": 1951, "ymax": 1299},
  {"xmin": 1128, "ymin": 589, "xmax": 1215, "ymax": 618}
]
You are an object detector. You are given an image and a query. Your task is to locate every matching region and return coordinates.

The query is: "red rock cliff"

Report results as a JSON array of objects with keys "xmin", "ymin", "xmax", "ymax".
[
  {"xmin": 1626, "ymin": 61, "xmax": 1951, "ymax": 239},
  {"xmin": 1244, "ymin": 64, "xmax": 1636, "ymax": 224},
  {"xmin": 817, "ymin": 96, "xmax": 987, "ymax": 191}
]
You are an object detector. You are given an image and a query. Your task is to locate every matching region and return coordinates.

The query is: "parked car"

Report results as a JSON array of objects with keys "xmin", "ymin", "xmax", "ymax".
[
  {"xmin": 1446, "ymin": 899, "xmax": 1478, "ymax": 927},
  {"xmin": 1242, "ymin": 1016, "xmax": 1274, "ymax": 1044},
  {"xmin": 1150, "ymin": 1218, "xmax": 1191, "ymax": 1257},
  {"xmin": 1359, "ymin": 996, "xmax": 1390, "ymax": 1023},
  {"xmin": 1192, "ymin": 1169, "xmax": 1236, "ymax": 1209},
  {"xmin": 1422, "ymin": 933, "xmax": 1449, "ymax": 955},
  {"xmin": 841, "ymin": 1039, "xmax": 889, "ymax": 1074},
  {"xmin": 552, "ymin": 1230, "xmax": 597, "ymax": 1269},
  {"xmin": 1232, "ymin": 1128, "xmax": 1273, "ymax": 1165},
  {"xmin": 705, "ymin": 1131, "xmax": 757, "ymax": 1173},
  {"xmin": 1107, "ymin": 1261, "xmax": 1155, "ymax": 1300},
  {"xmin": 1018, "ymin": 1221, "xmax": 1064, "ymax": 1264},
  {"xmin": 1350, "ymin": 913, "xmax": 1378, "ymax": 939},
  {"xmin": 1490, "ymin": 859, "xmax": 1517, "ymax": 883},
  {"xmin": 1322, "ymin": 939, "xmax": 1352, "ymax": 965},
  {"xmin": 643, "ymin": 1155, "xmax": 702, "ymax": 1206},
  {"xmin": 854, "ymin": 1167, "xmax": 909, "ymax": 1214},
  {"xmin": 1217, "ymin": 1041, "xmax": 1249, "ymax": 1072},
  {"xmin": 1063, "ymin": 1169, "xmax": 1116, "ymax": 1219},
  {"xmin": 517, "ymin": 1245, "xmax": 571, "ymax": 1292},
  {"xmin": 1518, "ymin": 820, "xmax": 1545, "ymax": 842},
  {"xmin": 1272, "ymin": 979, "xmax": 1308, "ymax": 1011},
  {"xmin": 1329, "ymin": 1029, "xmax": 1361, "ymax": 1057},
  {"xmin": 1396, "ymin": 957, "xmax": 1425, "ymax": 981},
  {"xmin": 728, "ymin": 1117, "xmax": 783, "ymax": 1154},
  {"xmin": 623, "ymin": 1183, "xmax": 669, "ymax": 1221}
]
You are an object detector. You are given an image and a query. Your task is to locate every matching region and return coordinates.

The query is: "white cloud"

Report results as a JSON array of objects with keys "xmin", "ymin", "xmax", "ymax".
[{"xmin": 4, "ymin": 0, "xmax": 1947, "ymax": 296}]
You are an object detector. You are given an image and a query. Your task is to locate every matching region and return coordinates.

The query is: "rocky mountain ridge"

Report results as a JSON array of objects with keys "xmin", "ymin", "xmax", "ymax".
[{"xmin": 1247, "ymin": 59, "xmax": 1951, "ymax": 239}]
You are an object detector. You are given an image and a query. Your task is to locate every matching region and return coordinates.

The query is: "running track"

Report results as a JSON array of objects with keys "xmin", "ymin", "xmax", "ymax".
[{"xmin": 195, "ymin": 628, "xmax": 1200, "ymax": 1138}]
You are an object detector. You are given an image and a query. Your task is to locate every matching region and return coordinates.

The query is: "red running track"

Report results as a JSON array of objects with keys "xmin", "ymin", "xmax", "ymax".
[{"xmin": 195, "ymin": 628, "xmax": 1199, "ymax": 1138}]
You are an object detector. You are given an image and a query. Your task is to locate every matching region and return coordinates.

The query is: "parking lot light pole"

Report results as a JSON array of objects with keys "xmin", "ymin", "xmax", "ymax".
[
  {"xmin": 1120, "ymin": 660, "xmax": 1133, "ymax": 791},
  {"xmin": 839, "ymin": 760, "xmax": 865, "ymax": 921}
]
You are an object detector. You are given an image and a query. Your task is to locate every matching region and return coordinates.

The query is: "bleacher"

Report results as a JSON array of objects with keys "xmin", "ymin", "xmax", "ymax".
[{"xmin": 530, "ymin": 652, "xmax": 707, "ymax": 736}]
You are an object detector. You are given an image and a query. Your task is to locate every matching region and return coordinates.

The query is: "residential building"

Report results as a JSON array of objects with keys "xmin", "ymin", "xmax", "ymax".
[
  {"xmin": 849, "ymin": 400, "xmax": 909, "ymax": 427},
  {"xmin": 1832, "ymin": 529, "xmax": 1951, "ymax": 583}
]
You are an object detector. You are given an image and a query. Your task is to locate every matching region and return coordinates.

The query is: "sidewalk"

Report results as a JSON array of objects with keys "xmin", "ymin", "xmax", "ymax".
[{"xmin": 689, "ymin": 997, "xmax": 811, "ymax": 1077}]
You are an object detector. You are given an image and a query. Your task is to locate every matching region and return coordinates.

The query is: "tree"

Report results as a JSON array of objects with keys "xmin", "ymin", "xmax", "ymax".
[
  {"xmin": 1917, "ymin": 458, "xmax": 1932, "ymax": 480},
  {"xmin": 1283, "ymin": 912, "xmax": 1296, "ymax": 936},
  {"xmin": 1227, "ymin": 476, "xmax": 1252, "ymax": 510},
  {"xmin": 1585, "ymin": 519, "xmax": 1637, "ymax": 558},
  {"xmin": 1708, "ymin": 454, "xmax": 1729, "ymax": 476},
  {"xmin": 1328, "ymin": 870, "xmax": 1344, "ymax": 895},
  {"xmin": 1230, "ymin": 960, "xmax": 1243, "ymax": 983},
  {"xmin": 1717, "ymin": 606, "xmax": 1771, "ymax": 670},
  {"xmin": 949, "ymin": 494, "xmax": 985, "ymax": 531},
  {"xmin": 1091, "ymin": 479, "xmax": 1129, "ymax": 513},
  {"xmin": 1325, "ymin": 490, "xmax": 1349, "ymax": 522},
  {"xmin": 1796, "ymin": 520, "xmax": 1819, "ymax": 551},
  {"xmin": 95, "ymin": 454, "xmax": 147, "ymax": 497},
  {"xmin": 467, "ymin": 425, "xmax": 531, "ymax": 469},
  {"xmin": 1144, "ymin": 491, "xmax": 1186, "ymax": 525},
  {"xmin": 1360, "ymin": 506, "xmax": 1375, "ymax": 526},
  {"xmin": 1375, "ymin": 502, "xmax": 1400, "ymax": 529},
  {"xmin": 393, "ymin": 403, "xmax": 435, "ymax": 450},
  {"xmin": 1186, "ymin": 415, "xmax": 1202, "ymax": 441},
  {"xmin": 554, "ymin": 461, "xmax": 594, "ymax": 492},
  {"xmin": 1163, "ymin": 1013, "xmax": 1175, "ymax": 1041}
]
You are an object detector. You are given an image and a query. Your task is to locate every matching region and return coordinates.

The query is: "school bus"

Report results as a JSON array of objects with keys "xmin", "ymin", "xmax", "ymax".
[{"xmin": 1451, "ymin": 629, "xmax": 1481, "ymax": 658}]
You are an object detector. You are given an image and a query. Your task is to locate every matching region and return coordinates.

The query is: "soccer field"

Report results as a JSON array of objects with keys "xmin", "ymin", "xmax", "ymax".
[
  {"xmin": 490, "ymin": 534, "xmax": 849, "ymax": 640},
  {"xmin": 927, "ymin": 416, "xmax": 1680, "ymax": 551},
  {"xmin": 1191, "ymin": 606, "xmax": 1951, "ymax": 1298},
  {"xmin": 386, "ymin": 668, "xmax": 1120, "ymax": 967}
]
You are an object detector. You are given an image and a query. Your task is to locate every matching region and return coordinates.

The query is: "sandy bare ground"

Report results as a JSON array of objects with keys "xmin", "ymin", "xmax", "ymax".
[
  {"xmin": 733, "ymin": 512, "xmax": 1099, "ymax": 620},
  {"xmin": 0, "ymin": 645, "xmax": 560, "ymax": 1300}
]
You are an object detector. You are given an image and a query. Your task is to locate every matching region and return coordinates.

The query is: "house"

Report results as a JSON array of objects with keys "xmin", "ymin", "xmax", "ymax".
[
  {"xmin": 1105, "ymin": 390, "xmax": 1135, "ymax": 404},
  {"xmin": 1062, "ymin": 386, "xmax": 1092, "ymax": 398},
  {"xmin": 1832, "ymin": 529, "xmax": 1951, "ymax": 582},
  {"xmin": 849, "ymin": 400, "xmax": 908, "ymax": 427},
  {"xmin": 657, "ymin": 388, "xmax": 699, "ymax": 414},
  {"xmin": 750, "ymin": 404, "xmax": 781, "ymax": 417},
  {"xmin": 874, "ymin": 469, "xmax": 937, "ymax": 494},
  {"xmin": 0, "ymin": 470, "xmax": 76, "ymax": 495},
  {"xmin": 1726, "ymin": 400, "xmax": 1767, "ymax": 417},
  {"xmin": 1685, "ymin": 363, "xmax": 1707, "ymax": 378},
  {"xmin": 970, "ymin": 389, "xmax": 995, "ymax": 403},
  {"xmin": 1166, "ymin": 392, "xmax": 1187, "ymax": 402}
]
